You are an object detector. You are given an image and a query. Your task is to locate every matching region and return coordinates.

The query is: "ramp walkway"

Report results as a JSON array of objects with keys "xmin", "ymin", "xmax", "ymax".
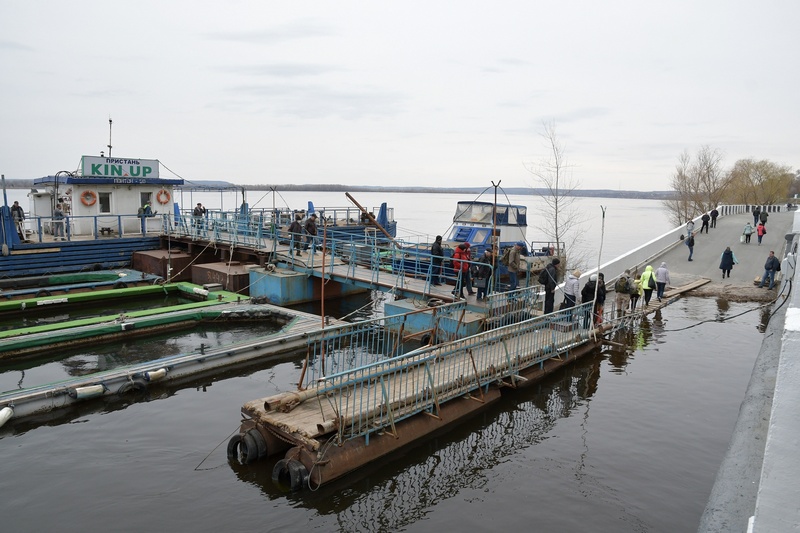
[{"xmin": 645, "ymin": 210, "xmax": 793, "ymax": 292}]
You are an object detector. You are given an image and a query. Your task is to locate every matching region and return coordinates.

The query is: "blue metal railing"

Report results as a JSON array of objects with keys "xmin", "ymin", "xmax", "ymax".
[{"xmin": 307, "ymin": 299, "xmax": 607, "ymax": 444}]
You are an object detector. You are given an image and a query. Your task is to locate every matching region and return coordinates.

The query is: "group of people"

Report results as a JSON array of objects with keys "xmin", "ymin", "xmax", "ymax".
[
  {"xmin": 742, "ymin": 208, "xmax": 769, "ymax": 246},
  {"xmin": 287, "ymin": 212, "xmax": 319, "ymax": 256},
  {"xmin": 686, "ymin": 208, "xmax": 780, "ymax": 289},
  {"xmin": 550, "ymin": 261, "xmax": 616, "ymax": 324},
  {"xmin": 12, "ymin": 200, "xmax": 67, "ymax": 241},
  {"xmin": 557, "ymin": 261, "xmax": 674, "ymax": 325},
  {"xmin": 428, "ymin": 239, "xmax": 529, "ymax": 301}
]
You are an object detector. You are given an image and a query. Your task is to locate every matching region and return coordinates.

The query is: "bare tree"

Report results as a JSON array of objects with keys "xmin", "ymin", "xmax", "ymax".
[
  {"xmin": 663, "ymin": 146, "xmax": 728, "ymax": 227},
  {"xmin": 525, "ymin": 121, "xmax": 586, "ymax": 271}
]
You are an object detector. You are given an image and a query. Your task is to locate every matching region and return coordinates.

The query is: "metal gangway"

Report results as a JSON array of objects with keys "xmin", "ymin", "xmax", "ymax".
[
  {"xmin": 161, "ymin": 209, "xmax": 548, "ymax": 304},
  {"xmin": 246, "ymin": 287, "xmax": 627, "ymax": 448}
]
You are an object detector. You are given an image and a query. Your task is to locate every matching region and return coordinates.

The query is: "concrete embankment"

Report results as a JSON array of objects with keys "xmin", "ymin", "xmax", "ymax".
[{"xmin": 698, "ymin": 209, "xmax": 799, "ymax": 532}]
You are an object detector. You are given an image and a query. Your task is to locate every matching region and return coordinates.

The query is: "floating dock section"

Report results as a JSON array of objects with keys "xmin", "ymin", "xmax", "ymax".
[
  {"xmin": 0, "ymin": 282, "xmax": 245, "ymax": 359},
  {"xmin": 227, "ymin": 287, "xmax": 619, "ymax": 491},
  {"xmin": 0, "ymin": 303, "xmax": 338, "ymax": 427}
]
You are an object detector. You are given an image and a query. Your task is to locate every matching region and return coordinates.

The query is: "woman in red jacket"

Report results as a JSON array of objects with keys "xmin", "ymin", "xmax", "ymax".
[
  {"xmin": 756, "ymin": 222, "xmax": 766, "ymax": 246},
  {"xmin": 451, "ymin": 243, "xmax": 474, "ymax": 299}
]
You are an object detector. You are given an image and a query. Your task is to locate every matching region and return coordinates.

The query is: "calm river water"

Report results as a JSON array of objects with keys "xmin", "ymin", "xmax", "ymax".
[{"xmin": 1, "ymin": 191, "xmax": 766, "ymax": 532}]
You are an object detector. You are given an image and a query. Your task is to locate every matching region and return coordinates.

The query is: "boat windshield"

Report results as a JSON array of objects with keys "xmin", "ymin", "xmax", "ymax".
[{"xmin": 453, "ymin": 203, "xmax": 498, "ymax": 224}]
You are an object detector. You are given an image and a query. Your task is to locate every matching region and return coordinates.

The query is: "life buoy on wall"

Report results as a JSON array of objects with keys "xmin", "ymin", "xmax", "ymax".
[
  {"xmin": 156, "ymin": 189, "xmax": 171, "ymax": 204},
  {"xmin": 81, "ymin": 190, "xmax": 97, "ymax": 206}
]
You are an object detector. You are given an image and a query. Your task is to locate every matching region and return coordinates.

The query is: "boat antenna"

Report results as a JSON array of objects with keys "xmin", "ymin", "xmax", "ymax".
[
  {"xmin": 491, "ymin": 180, "xmax": 501, "ymax": 284},
  {"xmin": 107, "ymin": 117, "xmax": 113, "ymax": 157}
]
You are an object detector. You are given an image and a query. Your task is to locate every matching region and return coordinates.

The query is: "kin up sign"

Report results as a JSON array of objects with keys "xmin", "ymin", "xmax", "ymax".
[{"xmin": 81, "ymin": 156, "xmax": 160, "ymax": 183}]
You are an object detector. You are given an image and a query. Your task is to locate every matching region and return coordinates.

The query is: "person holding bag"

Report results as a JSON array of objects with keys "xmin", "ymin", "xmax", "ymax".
[
  {"xmin": 742, "ymin": 222, "xmax": 753, "ymax": 244},
  {"xmin": 756, "ymin": 222, "xmax": 766, "ymax": 245}
]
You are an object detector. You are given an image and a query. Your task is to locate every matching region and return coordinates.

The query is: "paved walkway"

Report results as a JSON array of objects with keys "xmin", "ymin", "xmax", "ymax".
[
  {"xmin": 688, "ymin": 209, "xmax": 799, "ymax": 532},
  {"xmin": 650, "ymin": 210, "xmax": 793, "ymax": 294}
]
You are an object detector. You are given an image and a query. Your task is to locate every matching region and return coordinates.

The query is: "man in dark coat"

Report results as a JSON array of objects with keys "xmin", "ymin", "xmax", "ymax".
[
  {"xmin": 11, "ymin": 200, "xmax": 25, "ymax": 238},
  {"xmin": 288, "ymin": 214, "xmax": 303, "ymax": 256},
  {"xmin": 710, "ymin": 208, "xmax": 719, "ymax": 228},
  {"xmin": 542, "ymin": 258, "xmax": 560, "ymax": 314},
  {"xmin": 700, "ymin": 213, "xmax": 710, "ymax": 233},
  {"xmin": 304, "ymin": 213, "xmax": 318, "ymax": 253},
  {"xmin": 430, "ymin": 235, "xmax": 444, "ymax": 286},
  {"xmin": 759, "ymin": 251, "xmax": 780, "ymax": 290},
  {"xmin": 475, "ymin": 249, "xmax": 494, "ymax": 300}
]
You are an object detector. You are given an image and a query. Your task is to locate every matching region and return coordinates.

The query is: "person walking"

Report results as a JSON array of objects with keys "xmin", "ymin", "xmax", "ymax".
[
  {"xmin": 759, "ymin": 209, "xmax": 769, "ymax": 227},
  {"xmin": 288, "ymin": 214, "xmax": 303, "ymax": 256},
  {"xmin": 629, "ymin": 274, "xmax": 642, "ymax": 312},
  {"xmin": 710, "ymin": 208, "xmax": 719, "ymax": 228},
  {"xmin": 594, "ymin": 273, "xmax": 607, "ymax": 324},
  {"xmin": 475, "ymin": 249, "xmax": 494, "ymax": 300},
  {"xmin": 11, "ymin": 200, "xmax": 25, "ymax": 238},
  {"xmin": 430, "ymin": 235, "xmax": 444, "ymax": 286},
  {"xmin": 613, "ymin": 269, "xmax": 632, "ymax": 317},
  {"xmin": 304, "ymin": 213, "xmax": 318, "ymax": 254},
  {"xmin": 506, "ymin": 241, "xmax": 523, "ymax": 290},
  {"xmin": 563, "ymin": 269, "xmax": 581, "ymax": 311},
  {"xmin": 580, "ymin": 273, "xmax": 606, "ymax": 326},
  {"xmin": 756, "ymin": 222, "xmax": 766, "ymax": 246},
  {"xmin": 685, "ymin": 232, "xmax": 695, "ymax": 261},
  {"xmin": 752, "ymin": 206, "xmax": 761, "ymax": 226},
  {"xmin": 451, "ymin": 243, "xmax": 474, "ymax": 299},
  {"xmin": 640, "ymin": 265, "xmax": 656, "ymax": 307},
  {"xmin": 654, "ymin": 262, "xmax": 670, "ymax": 302},
  {"xmin": 719, "ymin": 247, "xmax": 739, "ymax": 279},
  {"xmin": 52, "ymin": 203, "xmax": 66, "ymax": 240},
  {"xmin": 192, "ymin": 202, "xmax": 207, "ymax": 233},
  {"xmin": 742, "ymin": 222, "xmax": 753, "ymax": 244},
  {"xmin": 462, "ymin": 242, "xmax": 474, "ymax": 296},
  {"xmin": 758, "ymin": 251, "xmax": 781, "ymax": 290},
  {"xmin": 540, "ymin": 258, "xmax": 560, "ymax": 314},
  {"xmin": 700, "ymin": 213, "xmax": 710, "ymax": 234},
  {"xmin": 580, "ymin": 274, "xmax": 597, "ymax": 327}
]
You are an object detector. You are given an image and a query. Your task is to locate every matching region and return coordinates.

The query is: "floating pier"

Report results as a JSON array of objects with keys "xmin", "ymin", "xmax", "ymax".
[
  {"xmin": 227, "ymin": 286, "xmax": 620, "ymax": 490},
  {"xmin": 0, "ymin": 303, "xmax": 341, "ymax": 427}
]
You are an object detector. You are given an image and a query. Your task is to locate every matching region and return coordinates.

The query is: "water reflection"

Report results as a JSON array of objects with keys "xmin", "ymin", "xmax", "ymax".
[
  {"xmin": 607, "ymin": 328, "xmax": 637, "ymax": 373},
  {"xmin": 715, "ymin": 296, "xmax": 731, "ymax": 317},
  {"xmin": 758, "ymin": 307, "xmax": 771, "ymax": 333},
  {"xmin": 0, "ymin": 322, "xmax": 283, "ymax": 391},
  {"xmin": 230, "ymin": 351, "xmax": 605, "ymax": 532}
]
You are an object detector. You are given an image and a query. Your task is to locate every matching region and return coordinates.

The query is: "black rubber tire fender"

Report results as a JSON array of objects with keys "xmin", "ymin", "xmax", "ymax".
[
  {"xmin": 35, "ymin": 289, "xmax": 51, "ymax": 298},
  {"xmin": 286, "ymin": 459, "xmax": 308, "ymax": 491},
  {"xmin": 239, "ymin": 431, "xmax": 258, "ymax": 464},
  {"xmin": 113, "ymin": 281, "xmax": 128, "ymax": 289},
  {"xmin": 226, "ymin": 434, "xmax": 243, "ymax": 461},
  {"xmin": 246, "ymin": 429, "xmax": 268, "ymax": 460},
  {"xmin": 272, "ymin": 458, "xmax": 308, "ymax": 491},
  {"xmin": 272, "ymin": 458, "xmax": 290, "ymax": 486},
  {"xmin": 117, "ymin": 379, "xmax": 147, "ymax": 394}
]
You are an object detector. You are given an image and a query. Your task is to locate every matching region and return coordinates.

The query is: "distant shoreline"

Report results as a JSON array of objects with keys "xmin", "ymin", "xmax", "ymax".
[{"xmin": 2, "ymin": 179, "xmax": 674, "ymax": 200}]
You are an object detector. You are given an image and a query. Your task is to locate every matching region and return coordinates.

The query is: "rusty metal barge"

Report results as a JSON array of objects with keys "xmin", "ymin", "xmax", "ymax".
[{"xmin": 228, "ymin": 287, "xmax": 619, "ymax": 491}]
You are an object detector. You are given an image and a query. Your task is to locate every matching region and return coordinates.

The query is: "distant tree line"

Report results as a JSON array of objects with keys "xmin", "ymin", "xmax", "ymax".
[{"xmin": 663, "ymin": 145, "xmax": 798, "ymax": 226}]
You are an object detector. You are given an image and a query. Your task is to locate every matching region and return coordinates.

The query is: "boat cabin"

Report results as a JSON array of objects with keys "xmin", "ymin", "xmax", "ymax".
[
  {"xmin": 445, "ymin": 201, "xmax": 527, "ymax": 253},
  {"xmin": 30, "ymin": 156, "xmax": 183, "ymax": 236}
]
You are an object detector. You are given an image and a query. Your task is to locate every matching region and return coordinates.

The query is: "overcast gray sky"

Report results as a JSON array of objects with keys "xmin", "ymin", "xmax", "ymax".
[{"xmin": 1, "ymin": 1, "xmax": 797, "ymax": 190}]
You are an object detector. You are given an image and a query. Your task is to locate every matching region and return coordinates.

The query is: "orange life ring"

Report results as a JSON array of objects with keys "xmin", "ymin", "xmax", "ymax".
[
  {"xmin": 80, "ymin": 190, "xmax": 97, "ymax": 206},
  {"xmin": 156, "ymin": 189, "xmax": 171, "ymax": 204}
]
